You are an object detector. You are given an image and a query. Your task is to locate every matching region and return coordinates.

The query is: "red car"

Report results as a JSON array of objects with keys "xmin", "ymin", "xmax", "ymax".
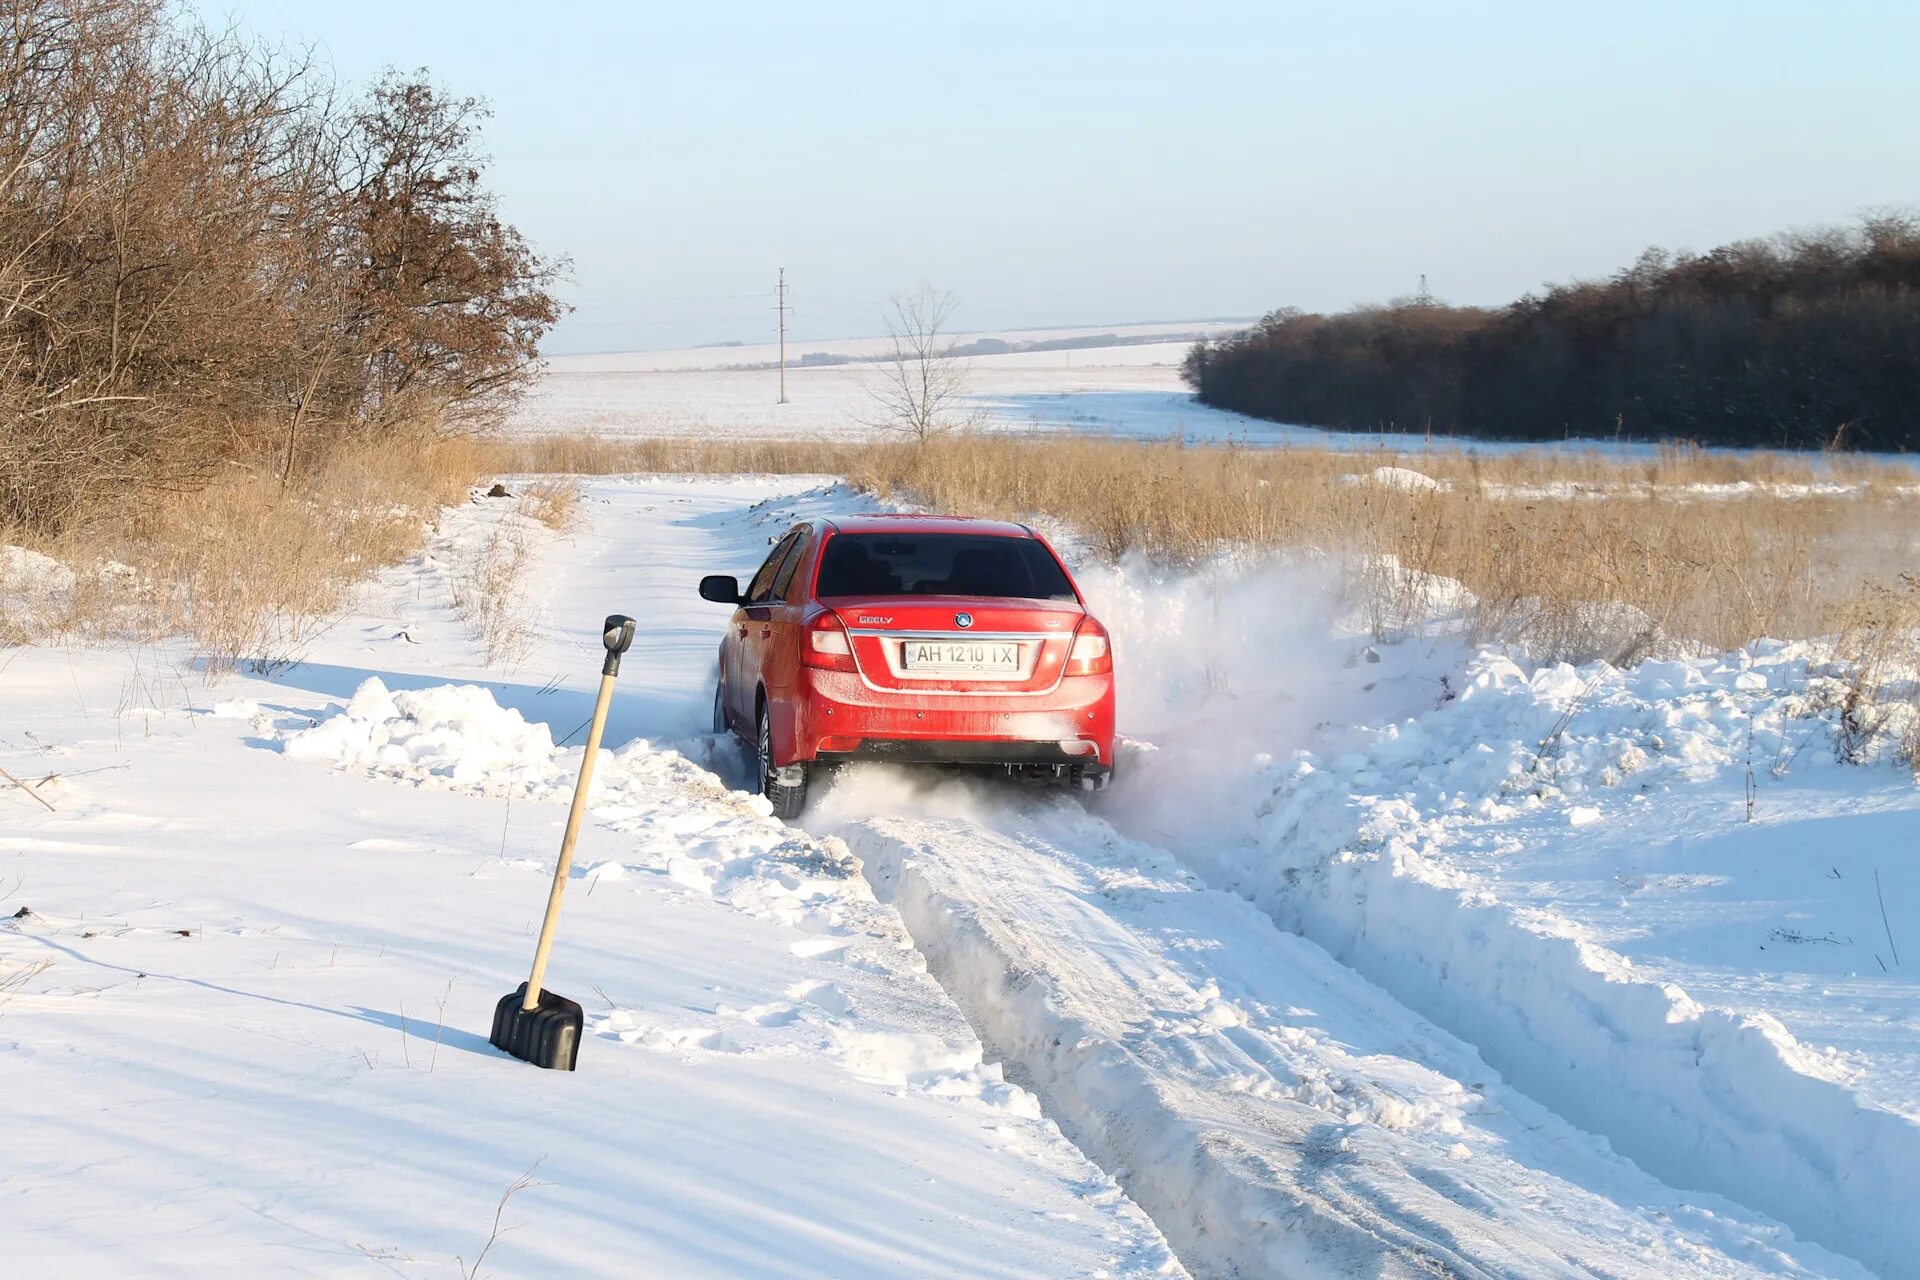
[{"xmin": 700, "ymin": 514, "xmax": 1115, "ymax": 816}]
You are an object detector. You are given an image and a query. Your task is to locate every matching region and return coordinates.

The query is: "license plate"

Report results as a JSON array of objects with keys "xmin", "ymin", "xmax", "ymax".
[{"xmin": 902, "ymin": 639, "xmax": 1021, "ymax": 674}]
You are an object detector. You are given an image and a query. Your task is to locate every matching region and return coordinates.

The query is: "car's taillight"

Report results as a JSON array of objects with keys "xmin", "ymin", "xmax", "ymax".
[
  {"xmin": 802, "ymin": 613, "xmax": 857, "ymax": 672},
  {"xmin": 1065, "ymin": 618, "xmax": 1112, "ymax": 676}
]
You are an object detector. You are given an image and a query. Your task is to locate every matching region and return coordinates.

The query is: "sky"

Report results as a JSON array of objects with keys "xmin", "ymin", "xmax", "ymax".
[{"xmin": 203, "ymin": 0, "xmax": 1920, "ymax": 354}]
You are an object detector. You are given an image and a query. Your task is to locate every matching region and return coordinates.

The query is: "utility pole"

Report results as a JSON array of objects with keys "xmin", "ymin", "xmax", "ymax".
[{"xmin": 776, "ymin": 267, "xmax": 791, "ymax": 404}]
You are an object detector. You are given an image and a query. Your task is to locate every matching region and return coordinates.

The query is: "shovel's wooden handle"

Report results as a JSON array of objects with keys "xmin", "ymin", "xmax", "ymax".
[{"xmin": 522, "ymin": 669, "xmax": 618, "ymax": 1011}]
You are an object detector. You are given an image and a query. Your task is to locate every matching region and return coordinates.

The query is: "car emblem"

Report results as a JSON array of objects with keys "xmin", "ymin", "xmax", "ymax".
[{"xmin": 954, "ymin": 612, "xmax": 973, "ymax": 628}]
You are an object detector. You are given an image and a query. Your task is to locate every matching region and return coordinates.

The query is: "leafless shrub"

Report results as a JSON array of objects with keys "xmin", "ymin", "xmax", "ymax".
[
  {"xmin": 451, "ymin": 503, "xmax": 537, "ymax": 668},
  {"xmin": 857, "ymin": 285, "xmax": 977, "ymax": 442},
  {"xmin": 0, "ymin": 2, "xmax": 559, "ymax": 538}
]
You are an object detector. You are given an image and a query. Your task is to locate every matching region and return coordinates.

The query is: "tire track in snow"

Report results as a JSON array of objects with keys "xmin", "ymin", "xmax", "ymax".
[{"xmin": 811, "ymin": 776, "xmax": 1869, "ymax": 1280}]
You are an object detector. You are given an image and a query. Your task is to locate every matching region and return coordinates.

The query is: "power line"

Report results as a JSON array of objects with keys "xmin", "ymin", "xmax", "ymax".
[
  {"xmin": 564, "ymin": 291, "xmax": 774, "ymax": 304},
  {"xmin": 775, "ymin": 268, "xmax": 792, "ymax": 405}
]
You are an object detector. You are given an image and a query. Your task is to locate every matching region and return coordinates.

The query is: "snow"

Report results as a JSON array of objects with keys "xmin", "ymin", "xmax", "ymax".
[
  {"xmin": 2, "ymin": 544, "xmax": 78, "ymax": 629},
  {"xmin": 816, "ymin": 775, "xmax": 1869, "ymax": 1279},
  {"xmin": 1, "ymin": 478, "xmax": 1179, "ymax": 1279},
  {"xmin": 558, "ymin": 323, "xmax": 1250, "ymax": 373},
  {"xmin": 506, "ymin": 353, "xmax": 1283, "ymax": 443},
  {"xmin": 1, "ymin": 544, "xmax": 76, "ymax": 597},
  {"xmin": 1341, "ymin": 465, "xmax": 1447, "ymax": 492},
  {"xmin": 1086, "ymin": 563, "xmax": 1920, "ymax": 1279},
  {"xmin": 6, "ymin": 470, "xmax": 1915, "ymax": 1278}
]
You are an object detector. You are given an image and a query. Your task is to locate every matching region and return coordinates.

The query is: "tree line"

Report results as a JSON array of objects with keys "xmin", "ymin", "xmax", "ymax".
[
  {"xmin": 0, "ymin": 0, "xmax": 562, "ymax": 533},
  {"xmin": 1183, "ymin": 214, "xmax": 1920, "ymax": 451}
]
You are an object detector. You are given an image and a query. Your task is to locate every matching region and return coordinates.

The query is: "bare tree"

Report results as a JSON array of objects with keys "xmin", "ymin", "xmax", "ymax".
[{"xmin": 861, "ymin": 284, "xmax": 974, "ymax": 442}]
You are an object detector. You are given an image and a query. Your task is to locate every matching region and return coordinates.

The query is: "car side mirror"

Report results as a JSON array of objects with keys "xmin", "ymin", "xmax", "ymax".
[{"xmin": 699, "ymin": 574, "xmax": 744, "ymax": 605}]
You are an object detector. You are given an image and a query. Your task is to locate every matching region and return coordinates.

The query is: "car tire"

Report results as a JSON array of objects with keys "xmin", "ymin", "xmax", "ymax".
[
  {"xmin": 757, "ymin": 702, "xmax": 807, "ymax": 820},
  {"xmin": 712, "ymin": 677, "xmax": 728, "ymax": 734}
]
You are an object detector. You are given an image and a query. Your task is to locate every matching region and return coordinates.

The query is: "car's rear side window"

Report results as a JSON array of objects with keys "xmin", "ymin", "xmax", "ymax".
[
  {"xmin": 771, "ymin": 529, "xmax": 812, "ymax": 600},
  {"xmin": 816, "ymin": 533, "xmax": 1076, "ymax": 601},
  {"xmin": 745, "ymin": 529, "xmax": 802, "ymax": 603}
]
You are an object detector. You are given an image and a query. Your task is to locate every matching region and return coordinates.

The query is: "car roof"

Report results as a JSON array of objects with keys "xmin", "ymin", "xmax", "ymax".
[{"xmin": 822, "ymin": 513, "xmax": 1035, "ymax": 539}]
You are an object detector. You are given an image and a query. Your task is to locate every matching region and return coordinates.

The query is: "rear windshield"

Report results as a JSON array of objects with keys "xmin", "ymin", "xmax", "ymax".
[{"xmin": 816, "ymin": 532, "xmax": 1077, "ymax": 601}]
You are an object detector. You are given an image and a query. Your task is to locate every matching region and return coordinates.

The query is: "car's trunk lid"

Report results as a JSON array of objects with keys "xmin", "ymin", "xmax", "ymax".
[{"xmin": 823, "ymin": 596, "xmax": 1083, "ymax": 692}]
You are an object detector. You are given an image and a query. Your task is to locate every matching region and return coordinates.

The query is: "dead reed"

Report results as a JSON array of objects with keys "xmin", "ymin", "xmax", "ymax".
[{"xmin": 487, "ymin": 431, "xmax": 1920, "ymax": 665}]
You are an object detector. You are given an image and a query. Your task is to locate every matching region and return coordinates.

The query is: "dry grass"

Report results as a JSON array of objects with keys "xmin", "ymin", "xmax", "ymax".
[
  {"xmin": 516, "ymin": 478, "xmax": 582, "ymax": 532},
  {"xmin": 450, "ymin": 502, "xmax": 539, "ymax": 668},
  {"xmin": 492, "ymin": 428, "xmax": 1920, "ymax": 767},
  {"xmin": 9, "ymin": 420, "xmax": 1917, "ymax": 729},
  {"xmin": 485, "ymin": 431, "xmax": 1920, "ymax": 665},
  {"xmin": 3, "ymin": 424, "xmax": 489, "ymax": 671},
  {"xmin": 1827, "ymin": 576, "xmax": 1920, "ymax": 764},
  {"xmin": 492, "ymin": 434, "xmax": 855, "ymax": 478},
  {"xmin": 444, "ymin": 480, "xmax": 578, "ymax": 667}
]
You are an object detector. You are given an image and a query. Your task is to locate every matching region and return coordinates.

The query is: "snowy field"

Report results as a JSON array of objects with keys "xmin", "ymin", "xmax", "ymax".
[
  {"xmin": 5, "ymin": 472, "xmax": 1916, "ymax": 1277},
  {"xmin": 511, "ymin": 327, "xmax": 1913, "ymax": 458},
  {"xmin": 510, "ymin": 322, "xmax": 1412, "ymax": 446},
  {"xmin": 508, "ymin": 343, "xmax": 1285, "ymax": 444}
]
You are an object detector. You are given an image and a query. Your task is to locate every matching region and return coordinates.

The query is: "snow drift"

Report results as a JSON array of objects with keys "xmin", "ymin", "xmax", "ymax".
[{"xmin": 1086, "ymin": 552, "xmax": 1920, "ymax": 1279}]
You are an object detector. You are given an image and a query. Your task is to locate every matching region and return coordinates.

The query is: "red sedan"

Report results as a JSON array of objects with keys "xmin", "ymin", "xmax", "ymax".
[{"xmin": 700, "ymin": 514, "xmax": 1115, "ymax": 816}]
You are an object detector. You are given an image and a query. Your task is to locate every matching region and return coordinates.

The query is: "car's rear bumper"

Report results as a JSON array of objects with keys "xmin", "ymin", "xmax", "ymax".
[
  {"xmin": 815, "ymin": 738, "xmax": 1097, "ymax": 765},
  {"xmin": 785, "ymin": 668, "xmax": 1115, "ymax": 767}
]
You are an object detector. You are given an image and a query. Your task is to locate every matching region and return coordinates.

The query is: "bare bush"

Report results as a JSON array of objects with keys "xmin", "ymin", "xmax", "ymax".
[
  {"xmin": 0, "ymin": 2, "xmax": 559, "ymax": 536},
  {"xmin": 451, "ymin": 506, "xmax": 537, "ymax": 669},
  {"xmin": 859, "ymin": 285, "xmax": 975, "ymax": 442}
]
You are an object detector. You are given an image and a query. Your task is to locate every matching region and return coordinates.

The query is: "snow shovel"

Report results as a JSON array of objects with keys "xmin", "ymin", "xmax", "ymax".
[{"xmin": 489, "ymin": 613, "xmax": 637, "ymax": 1071}]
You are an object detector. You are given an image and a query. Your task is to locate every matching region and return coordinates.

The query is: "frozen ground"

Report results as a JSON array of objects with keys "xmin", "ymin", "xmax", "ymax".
[{"xmin": 5, "ymin": 473, "xmax": 1915, "ymax": 1277}]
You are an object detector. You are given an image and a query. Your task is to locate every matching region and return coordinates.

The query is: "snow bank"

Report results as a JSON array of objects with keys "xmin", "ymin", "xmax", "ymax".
[
  {"xmin": 2, "ymin": 545, "xmax": 76, "ymax": 596},
  {"xmin": 1107, "ymin": 623, "xmax": 1920, "ymax": 1278},
  {"xmin": 284, "ymin": 678, "xmax": 561, "ymax": 789},
  {"xmin": 1339, "ymin": 465, "xmax": 1448, "ymax": 492},
  {"xmin": 2, "ymin": 545, "xmax": 77, "ymax": 630},
  {"xmin": 825, "ymin": 769, "xmax": 1870, "ymax": 1280}
]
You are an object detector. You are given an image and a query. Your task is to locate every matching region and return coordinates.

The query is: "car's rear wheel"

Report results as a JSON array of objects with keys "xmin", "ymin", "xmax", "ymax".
[{"xmin": 757, "ymin": 702, "xmax": 807, "ymax": 820}]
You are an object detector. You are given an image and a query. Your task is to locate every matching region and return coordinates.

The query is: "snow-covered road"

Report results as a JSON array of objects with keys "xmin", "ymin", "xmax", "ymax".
[
  {"xmin": 820, "ymin": 780, "xmax": 1867, "ymax": 1278},
  {"xmin": 6, "ymin": 472, "xmax": 1913, "ymax": 1278}
]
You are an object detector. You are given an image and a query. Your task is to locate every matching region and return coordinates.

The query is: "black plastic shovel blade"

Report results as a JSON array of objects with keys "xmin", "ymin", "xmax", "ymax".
[{"xmin": 489, "ymin": 983, "xmax": 583, "ymax": 1071}]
